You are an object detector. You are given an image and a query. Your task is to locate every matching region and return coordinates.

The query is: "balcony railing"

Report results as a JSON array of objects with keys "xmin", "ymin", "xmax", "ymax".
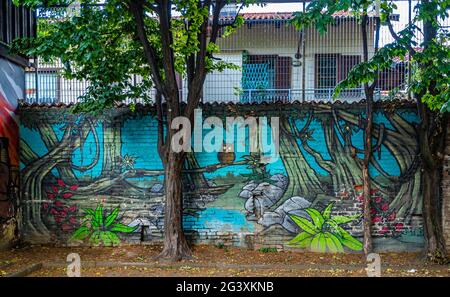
[{"xmin": 240, "ymin": 88, "xmax": 371, "ymax": 103}]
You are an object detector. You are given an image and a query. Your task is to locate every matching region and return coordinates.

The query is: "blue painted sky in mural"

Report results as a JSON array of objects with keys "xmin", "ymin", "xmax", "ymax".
[{"xmin": 184, "ymin": 207, "xmax": 254, "ymax": 233}]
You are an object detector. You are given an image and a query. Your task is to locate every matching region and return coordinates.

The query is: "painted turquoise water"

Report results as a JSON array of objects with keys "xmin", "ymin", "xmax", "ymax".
[{"xmin": 184, "ymin": 207, "xmax": 254, "ymax": 233}]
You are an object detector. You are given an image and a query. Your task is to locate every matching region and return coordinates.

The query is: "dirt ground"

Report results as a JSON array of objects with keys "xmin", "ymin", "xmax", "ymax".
[{"xmin": 0, "ymin": 244, "xmax": 449, "ymax": 277}]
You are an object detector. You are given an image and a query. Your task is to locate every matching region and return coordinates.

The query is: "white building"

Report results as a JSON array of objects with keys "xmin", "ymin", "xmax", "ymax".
[{"xmin": 26, "ymin": 11, "xmax": 404, "ymax": 104}]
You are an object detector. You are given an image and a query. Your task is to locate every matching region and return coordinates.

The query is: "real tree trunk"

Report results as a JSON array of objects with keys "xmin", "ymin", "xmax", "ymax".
[
  {"xmin": 417, "ymin": 0, "xmax": 448, "ymax": 262},
  {"xmin": 158, "ymin": 151, "xmax": 192, "ymax": 261},
  {"xmin": 361, "ymin": 12, "xmax": 375, "ymax": 255},
  {"xmin": 418, "ymin": 104, "xmax": 448, "ymax": 262},
  {"xmin": 362, "ymin": 95, "xmax": 374, "ymax": 255},
  {"xmin": 422, "ymin": 159, "xmax": 448, "ymax": 262}
]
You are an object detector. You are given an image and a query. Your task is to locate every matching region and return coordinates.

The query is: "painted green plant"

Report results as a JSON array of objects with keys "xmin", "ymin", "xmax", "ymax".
[
  {"xmin": 287, "ymin": 202, "xmax": 363, "ymax": 253},
  {"xmin": 70, "ymin": 205, "xmax": 136, "ymax": 246},
  {"xmin": 241, "ymin": 153, "xmax": 271, "ymax": 182}
]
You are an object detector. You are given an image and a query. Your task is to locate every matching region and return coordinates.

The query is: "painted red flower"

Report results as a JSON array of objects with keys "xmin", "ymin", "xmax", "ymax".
[
  {"xmin": 47, "ymin": 192, "xmax": 55, "ymax": 200},
  {"xmin": 62, "ymin": 192, "xmax": 73, "ymax": 199},
  {"xmin": 50, "ymin": 208, "xmax": 58, "ymax": 215},
  {"xmin": 68, "ymin": 205, "xmax": 77, "ymax": 213},
  {"xmin": 69, "ymin": 216, "xmax": 77, "ymax": 225},
  {"xmin": 372, "ymin": 216, "xmax": 382, "ymax": 223},
  {"xmin": 59, "ymin": 210, "xmax": 67, "ymax": 218},
  {"xmin": 61, "ymin": 224, "xmax": 73, "ymax": 232},
  {"xmin": 388, "ymin": 212, "xmax": 396, "ymax": 222},
  {"xmin": 42, "ymin": 203, "xmax": 49, "ymax": 209},
  {"xmin": 370, "ymin": 208, "xmax": 377, "ymax": 215},
  {"xmin": 381, "ymin": 203, "xmax": 389, "ymax": 212},
  {"xmin": 354, "ymin": 185, "xmax": 363, "ymax": 191},
  {"xmin": 57, "ymin": 179, "xmax": 65, "ymax": 187},
  {"xmin": 370, "ymin": 189, "xmax": 378, "ymax": 195},
  {"xmin": 394, "ymin": 223, "xmax": 404, "ymax": 232},
  {"xmin": 69, "ymin": 185, "xmax": 78, "ymax": 191},
  {"xmin": 54, "ymin": 200, "xmax": 63, "ymax": 207},
  {"xmin": 374, "ymin": 197, "xmax": 382, "ymax": 204},
  {"xmin": 55, "ymin": 216, "xmax": 63, "ymax": 224},
  {"xmin": 52, "ymin": 185, "xmax": 59, "ymax": 194},
  {"xmin": 379, "ymin": 226, "xmax": 390, "ymax": 235}
]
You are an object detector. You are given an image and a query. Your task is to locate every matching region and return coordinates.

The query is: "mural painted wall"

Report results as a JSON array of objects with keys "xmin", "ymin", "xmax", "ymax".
[
  {"xmin": 0, "ymin": 58, "xmax": 24, "ymax": 248},
  {"xmin": 19, "ymin": 102, "xmax": 424, "ymax": 252}
]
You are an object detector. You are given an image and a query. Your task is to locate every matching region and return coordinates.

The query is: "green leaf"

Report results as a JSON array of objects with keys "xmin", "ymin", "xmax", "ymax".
[
  {"xmin": 337, "ymin": 228, "xmax": 363, "ymax": 251},
  {"xmin": 288, "ymin": 214, "xmax": 318, "ymax": 235},
  {"xmin": 104, "ymin": 207, "xmax": 119, "ymax": 227},
  {"xmin": 70, "ymin": 226, "xmax": 90, "ymax": 241},
  {"xmin": 111, "ymin": 223, "xmax": 137, "ymax": 233},
  {"xmin": 89, "ymin": 231, "xmax": 101, "ymax": 246},
  {"xmin": 326, "ymin": 221, "xmax": 362, "ymax": 251},
  {"xmin": 330, "ymin": 214, "xmax": 361, "ymax": 225},
  {"xmin": 107, "ymin": 231, "xmax": 121, "ymax": 246},
  {"xmin": 310, "ymin": 233, "xmax": 327, "ymax": 253},
  {"xmin": 100, "ymin": 231, "xmax": 112, "ymax": 246},
  {"xmin": 322, "ymin": 202, "xmax": 334, "ymax": 220},
  {"xmin": 94, "ymin": 204, "xmax": 103, "ymax": 227},
  {"xmin": 82, "ymin": 208, "xmax": 95, "ymax": 217},
  {"xmin": 287, "ymin": 231, "xmax": 313, "ymax": 248},
  {"xmin": 305, "ymin": 208, "xmax": 324, "ymax": 229},
  {"xmin": 340, "ymin": 235, "xmax": 363, "ymax": 251},
  {"xmin": 324, "ymin": 232, "xmax": 344, "ymax": 253}
]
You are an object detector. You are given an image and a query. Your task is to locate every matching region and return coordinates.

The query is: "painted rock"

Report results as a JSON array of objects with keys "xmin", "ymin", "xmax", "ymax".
[
  {"xmin": 258, "ymin": 211, "xmax": 283, "ymax": 227},
  {"xmin": 150, "ymin": 183, "xmax": 164, "ymax": 193},
  {"xmin": 269, "ymin": 174, "xmax": 288, "ymax": 189},
  {"xmin": 242, "ymin": 182, "xmax": 258, "ymax": 191},
  {"xmin": 244, "ymin": 197, "xmax": 261, "ymax": 215},
  {"xmin": 239, "ymin": 189, "xmax": 253, "ymax": 199},
  {"xmin": 254, "ymin": 183, "xmax": 284, "ymax": 206},
  {"xmin": 274, "ymin": 196, "xmax": 311, "ymax": 217}
]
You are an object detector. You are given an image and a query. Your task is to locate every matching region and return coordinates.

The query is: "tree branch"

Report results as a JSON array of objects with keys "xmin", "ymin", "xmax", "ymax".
[
  {"xmin": 158, "ymin": 0, "xmax": 180, "ymax": 109},
  {"xmin": 126, "ymin": 0, "xmax": 165, "ymax": 96},
  {"xmin": 386, "ymin": 17, "xmax": 417, "ymax": 56}
]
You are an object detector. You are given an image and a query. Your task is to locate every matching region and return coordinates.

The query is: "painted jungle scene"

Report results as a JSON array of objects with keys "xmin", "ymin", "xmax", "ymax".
[{"xmin": 19, "ymin": 103, "xmax": 424, "ymax": 252}]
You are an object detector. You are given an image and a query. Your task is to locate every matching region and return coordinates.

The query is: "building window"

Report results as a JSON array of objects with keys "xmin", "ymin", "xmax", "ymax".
[
  {"xmin": 241, "ymin": 54, "xmax": 292, "ymax": 103},
  {"xmin": 315, "ymin": 54, "xmax": 361, "ymax": 98}
]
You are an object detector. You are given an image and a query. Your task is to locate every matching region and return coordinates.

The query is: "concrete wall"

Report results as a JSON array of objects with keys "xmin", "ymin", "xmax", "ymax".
[
  {"xmin": 18, "ymin": 102, "xmax": 425, "ymax": 252},
  {"xmin": 0, "ymin": 58, "xmax": 24, "ymax": 249}
]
